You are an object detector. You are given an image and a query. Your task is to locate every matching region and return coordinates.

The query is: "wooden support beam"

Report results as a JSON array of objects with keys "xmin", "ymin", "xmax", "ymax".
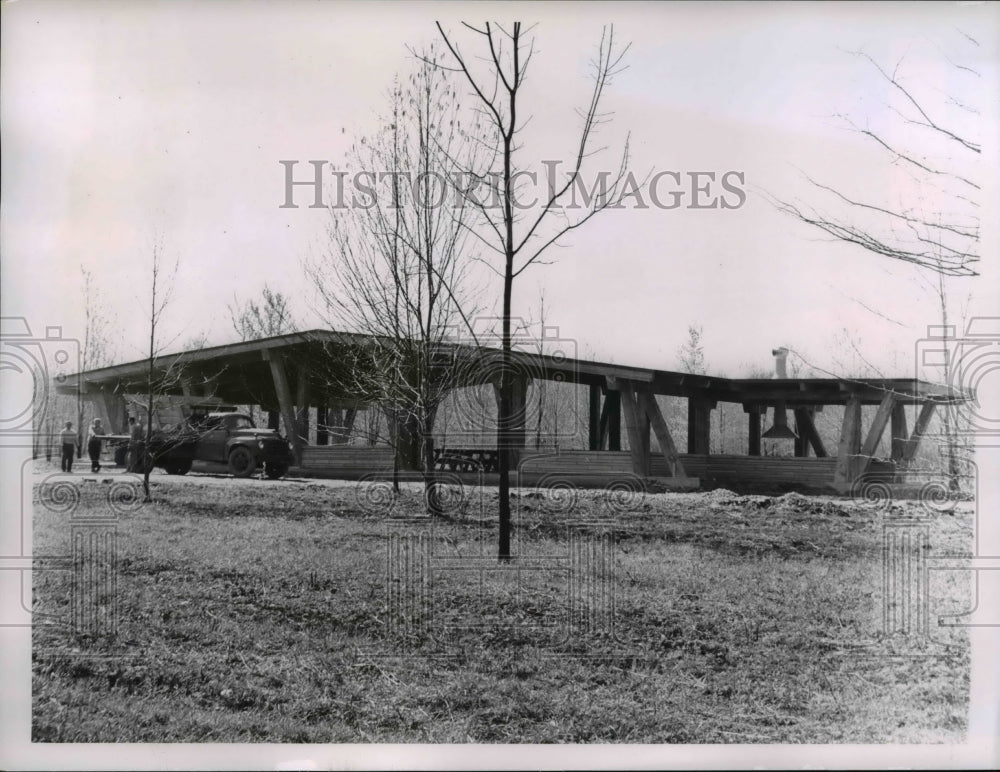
[
  {"xmin": 605, "ymin": 390, "xmax": 622, "ymax": 451},
  {"xmin": 263, "ymin": 350, "xmax": 302, "ymax": 464},
  {"xmin": 295, "ymin": 369, "xmax": 311, "ymax": 446},
  {"xmin": 687, "ymin": 398, "xmax": 712, "ymax": 455},
  {"xmin": 901, "ymin": 402, "xmax": 937, "ymax": 464},
  {"xmin": 635, "ymin": 386, "xmax": 687, "ymax": 477},
  {"xmin": 748, "ymin": 409, "xmax": 761, "ymax": 456},
  {"xmin": 616, "ymin": 380, "xmax": 649, "ymax": 476},
  {"xmin": 833, "ymin": 396, "xmax": 862, "ymax": 484},
  {"xmin": 856, "ymin": 392, "xmax": 896, "ymax": 478},
  {"xmin": 793, "ymin": 409, "xmax": 809, "ymax": 458},
  {"xmin": 890, "ymin": 402, "xmax": 909, "ymax": 462},
  {"xmin": 890, "ymin": 402, "xmax": 908, "ymax": 482},
  {"xmin": 589, "ymin": 383, "xmax": 602, "ymax": 451},
  {"xmin": 793, "ymin": 408, "xmax": 827, "ymax": 458},
  {"xmin": 316, "ymin": 405, "xmax": 329, "ymax": 446}
]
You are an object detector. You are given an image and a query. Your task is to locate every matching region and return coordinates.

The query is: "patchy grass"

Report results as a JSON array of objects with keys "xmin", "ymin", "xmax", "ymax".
[{"xmin": 32, "ymin": 474, "xmax": 971, "ymax": 743}]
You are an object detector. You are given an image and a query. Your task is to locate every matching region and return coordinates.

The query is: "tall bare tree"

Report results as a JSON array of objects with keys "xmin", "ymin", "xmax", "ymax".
[
  {"xmin": 307, "ymin": 50, "xmax": 481, "ymax": 515},
  {"xmin": 434, "ymin": 22, "xmax": 631, "ymax": 559},
  {"xmin": 137, "ymin": 235, "xmax": 181, "ymax": 501}
]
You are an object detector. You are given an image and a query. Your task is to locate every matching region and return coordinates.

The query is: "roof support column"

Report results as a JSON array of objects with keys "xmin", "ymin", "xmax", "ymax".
[
  {"xmin": 617, "ymin": 380, "xmax": 649, "ymax": 476},
  {"xmin": 635, "ymin": 385, "xmax": 686, "ymax": 477},
  {"xmin": 589, "ymin": 383, "xmax": 602, "ymax": 451},
  {"xmin": 834, "ymin": 395, "xmax": 863, "ymax": 485},
  {"xmin": 598, "ymin": 390, "xmax": 621, "ymax": 451},
  {"xmin": 900, "ymin": 402, "xmax": 937, "ymax": 466},
  {"xmin": 295, "ymin": 369, "xmax": 310, "ymax": 447},
  {"xmin": 891, "ymin": 402, "xmax": 909, "ymax": 482},
  {"xmin": 263, "ymin": 350, "xmax": 302, "ymax": 465},
  {"xmin": 687, "ymin": 398, "xmax": 712, "ymax": 455},
  {"xmin": 745, "ymin": 405, "xmax": 762, "ymax": 456},
  {"xmin": 856, "ymin": 392, "xmax": 897, "ymax": 479},
  {"xmin": 316, "ymin": 405, "xmax": 329, "ymax": 446}
]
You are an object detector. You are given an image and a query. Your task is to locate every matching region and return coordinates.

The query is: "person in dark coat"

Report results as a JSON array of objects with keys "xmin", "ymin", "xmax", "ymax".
[
  {"xmin": 87, "ymin": 418, "xmax": 106, "ymax": 473},
  {"xmin": 59, "ymin": 421, "xmax": 76, "ymax": 473}
]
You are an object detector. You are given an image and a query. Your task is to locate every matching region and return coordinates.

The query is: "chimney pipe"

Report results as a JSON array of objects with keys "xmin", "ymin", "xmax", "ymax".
[
  {"xmin": 762, "ymin": 346, "xmax": 797, "ymax": 440},
  {"xmin": 772, "ymin": 347, "xmax": 789, "ymax": 379}
]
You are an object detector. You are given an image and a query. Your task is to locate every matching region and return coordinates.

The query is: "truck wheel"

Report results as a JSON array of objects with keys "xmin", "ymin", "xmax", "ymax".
[
  {"xmin": 264, "ymin": 462, "xmax": 288, "ymax": 480},
  {"xmin": 165, "ymin": 459, "xmax": 192, "ymax": 476},
  {"xmin": 228, "ymin": 446, "xmax": 256, "ymax": 478}
]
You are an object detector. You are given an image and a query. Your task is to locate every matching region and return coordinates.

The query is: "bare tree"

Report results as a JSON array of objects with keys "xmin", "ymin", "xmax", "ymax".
[
  {"xmin": 137, "ymin": 235, "xmax": 180, "ymax": 502},
  {"xmin": 434, "ymin": 22, "xmax": 631, "ymax": 560},
  {"xmin": 772, "ymin": 38, "xmax": 980, "ymax": 278},
  {"xmin": 307, "ymin": 51, "xmax": 481, "ymax": 515},
  {"xmin": 229, "ymin": 285, "xmax": 297, "ymax": 342}
]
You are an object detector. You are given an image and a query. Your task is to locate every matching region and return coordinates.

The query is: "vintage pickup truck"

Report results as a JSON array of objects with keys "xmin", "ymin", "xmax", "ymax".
[{"xmin": 112, "ymin": 410, "xmax": 294, "ymax": 479}]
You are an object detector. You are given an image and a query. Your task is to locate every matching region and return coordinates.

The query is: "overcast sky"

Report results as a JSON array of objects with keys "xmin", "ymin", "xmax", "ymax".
[{"xmin": 2, "ymin": 1, "xmax": 998, "ymax": 379}]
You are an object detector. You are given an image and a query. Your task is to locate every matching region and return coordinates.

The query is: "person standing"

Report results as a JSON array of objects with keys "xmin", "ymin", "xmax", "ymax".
[
  {"xmin": 87, "ymin": 418, "xmax": 106, "ymax": 473},
  {"xmin": 59, "ymin": 421, "xmax": 76, "ymax": 473}
]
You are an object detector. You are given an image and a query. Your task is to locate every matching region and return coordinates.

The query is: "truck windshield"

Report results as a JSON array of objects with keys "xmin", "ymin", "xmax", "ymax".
[{"xmin": 227, "ymin": 416, "xmax": 255, "ymax": 431}]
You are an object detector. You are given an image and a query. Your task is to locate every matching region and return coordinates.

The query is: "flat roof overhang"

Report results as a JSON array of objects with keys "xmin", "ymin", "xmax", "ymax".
[{"xmin": 54, "ymin": 328, "xmax": 969, "ymax": 407}]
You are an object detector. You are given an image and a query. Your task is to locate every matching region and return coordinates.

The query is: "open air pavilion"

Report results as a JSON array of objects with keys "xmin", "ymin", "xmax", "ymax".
[{"xmin": 55, "ymin": 329, "xmax": 965, "ymax": 493}]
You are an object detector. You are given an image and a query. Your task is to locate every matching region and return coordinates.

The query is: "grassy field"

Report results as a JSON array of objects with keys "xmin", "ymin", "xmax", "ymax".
[{"xmin": 31, "ymin": 469, "xmax": 972, "ymax": 743}]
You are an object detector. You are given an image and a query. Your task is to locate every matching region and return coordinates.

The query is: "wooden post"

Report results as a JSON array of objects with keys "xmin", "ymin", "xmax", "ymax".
[
  {"xmin": 263, "ymin": 351, "xmax": 301, "ymax": 464},
  {"xmin": 856, "ymin": 392, "xmax": 897, "ymax": 478},
  {"xmin": 901, "ymin": 402, "xmax": 938, "ymax": 464},
  {"xmin": 295, "ymin": 369, "xmax": 311, "ymax": 446},
  {"xmin": 589, "ymin": 383, "xmax": 602, "ymax": 451},
  {"xmin": 617, "ymin": 380, "xmax": 649, "ymax": 476},
  {"xmin": 609, "ymin": 392, "xmax": 621, "ymax": 451},
  {"xmin": 316, "ymin": 405, "xmax": 329, "ymax": 446},
  {"xmin": 833, "ymin": 396, "xmax": 862, "ymax": 485},
  {"xmin": 793, "ymin": 408, "xmax": 809, "ymax": 457},
  {"xmin": 687, "ymin": 398, "xmax": 712, "ymax": 455},
  {"xmin": 635, "ymin": 386, "xmax": 686, "ymax": 478},
  {"xmin": 891, "ymin": 402, "xmax": 908, "ymax": 482},
  {"xmin": 599, "ymin": 390, "xmax": 622, "ymax": 451},
  {"xmin": 793, "ymin": 407, "xmax": 828, "ymax": 458},
  {"xmin": 746, "ymin": 405, "xmax": 762, "ymax": 456}
]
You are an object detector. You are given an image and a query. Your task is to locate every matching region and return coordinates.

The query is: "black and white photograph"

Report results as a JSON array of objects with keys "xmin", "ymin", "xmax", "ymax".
[{"xmin": 1, "ymin": 1, "xmax": 998, "ymax": 769}]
